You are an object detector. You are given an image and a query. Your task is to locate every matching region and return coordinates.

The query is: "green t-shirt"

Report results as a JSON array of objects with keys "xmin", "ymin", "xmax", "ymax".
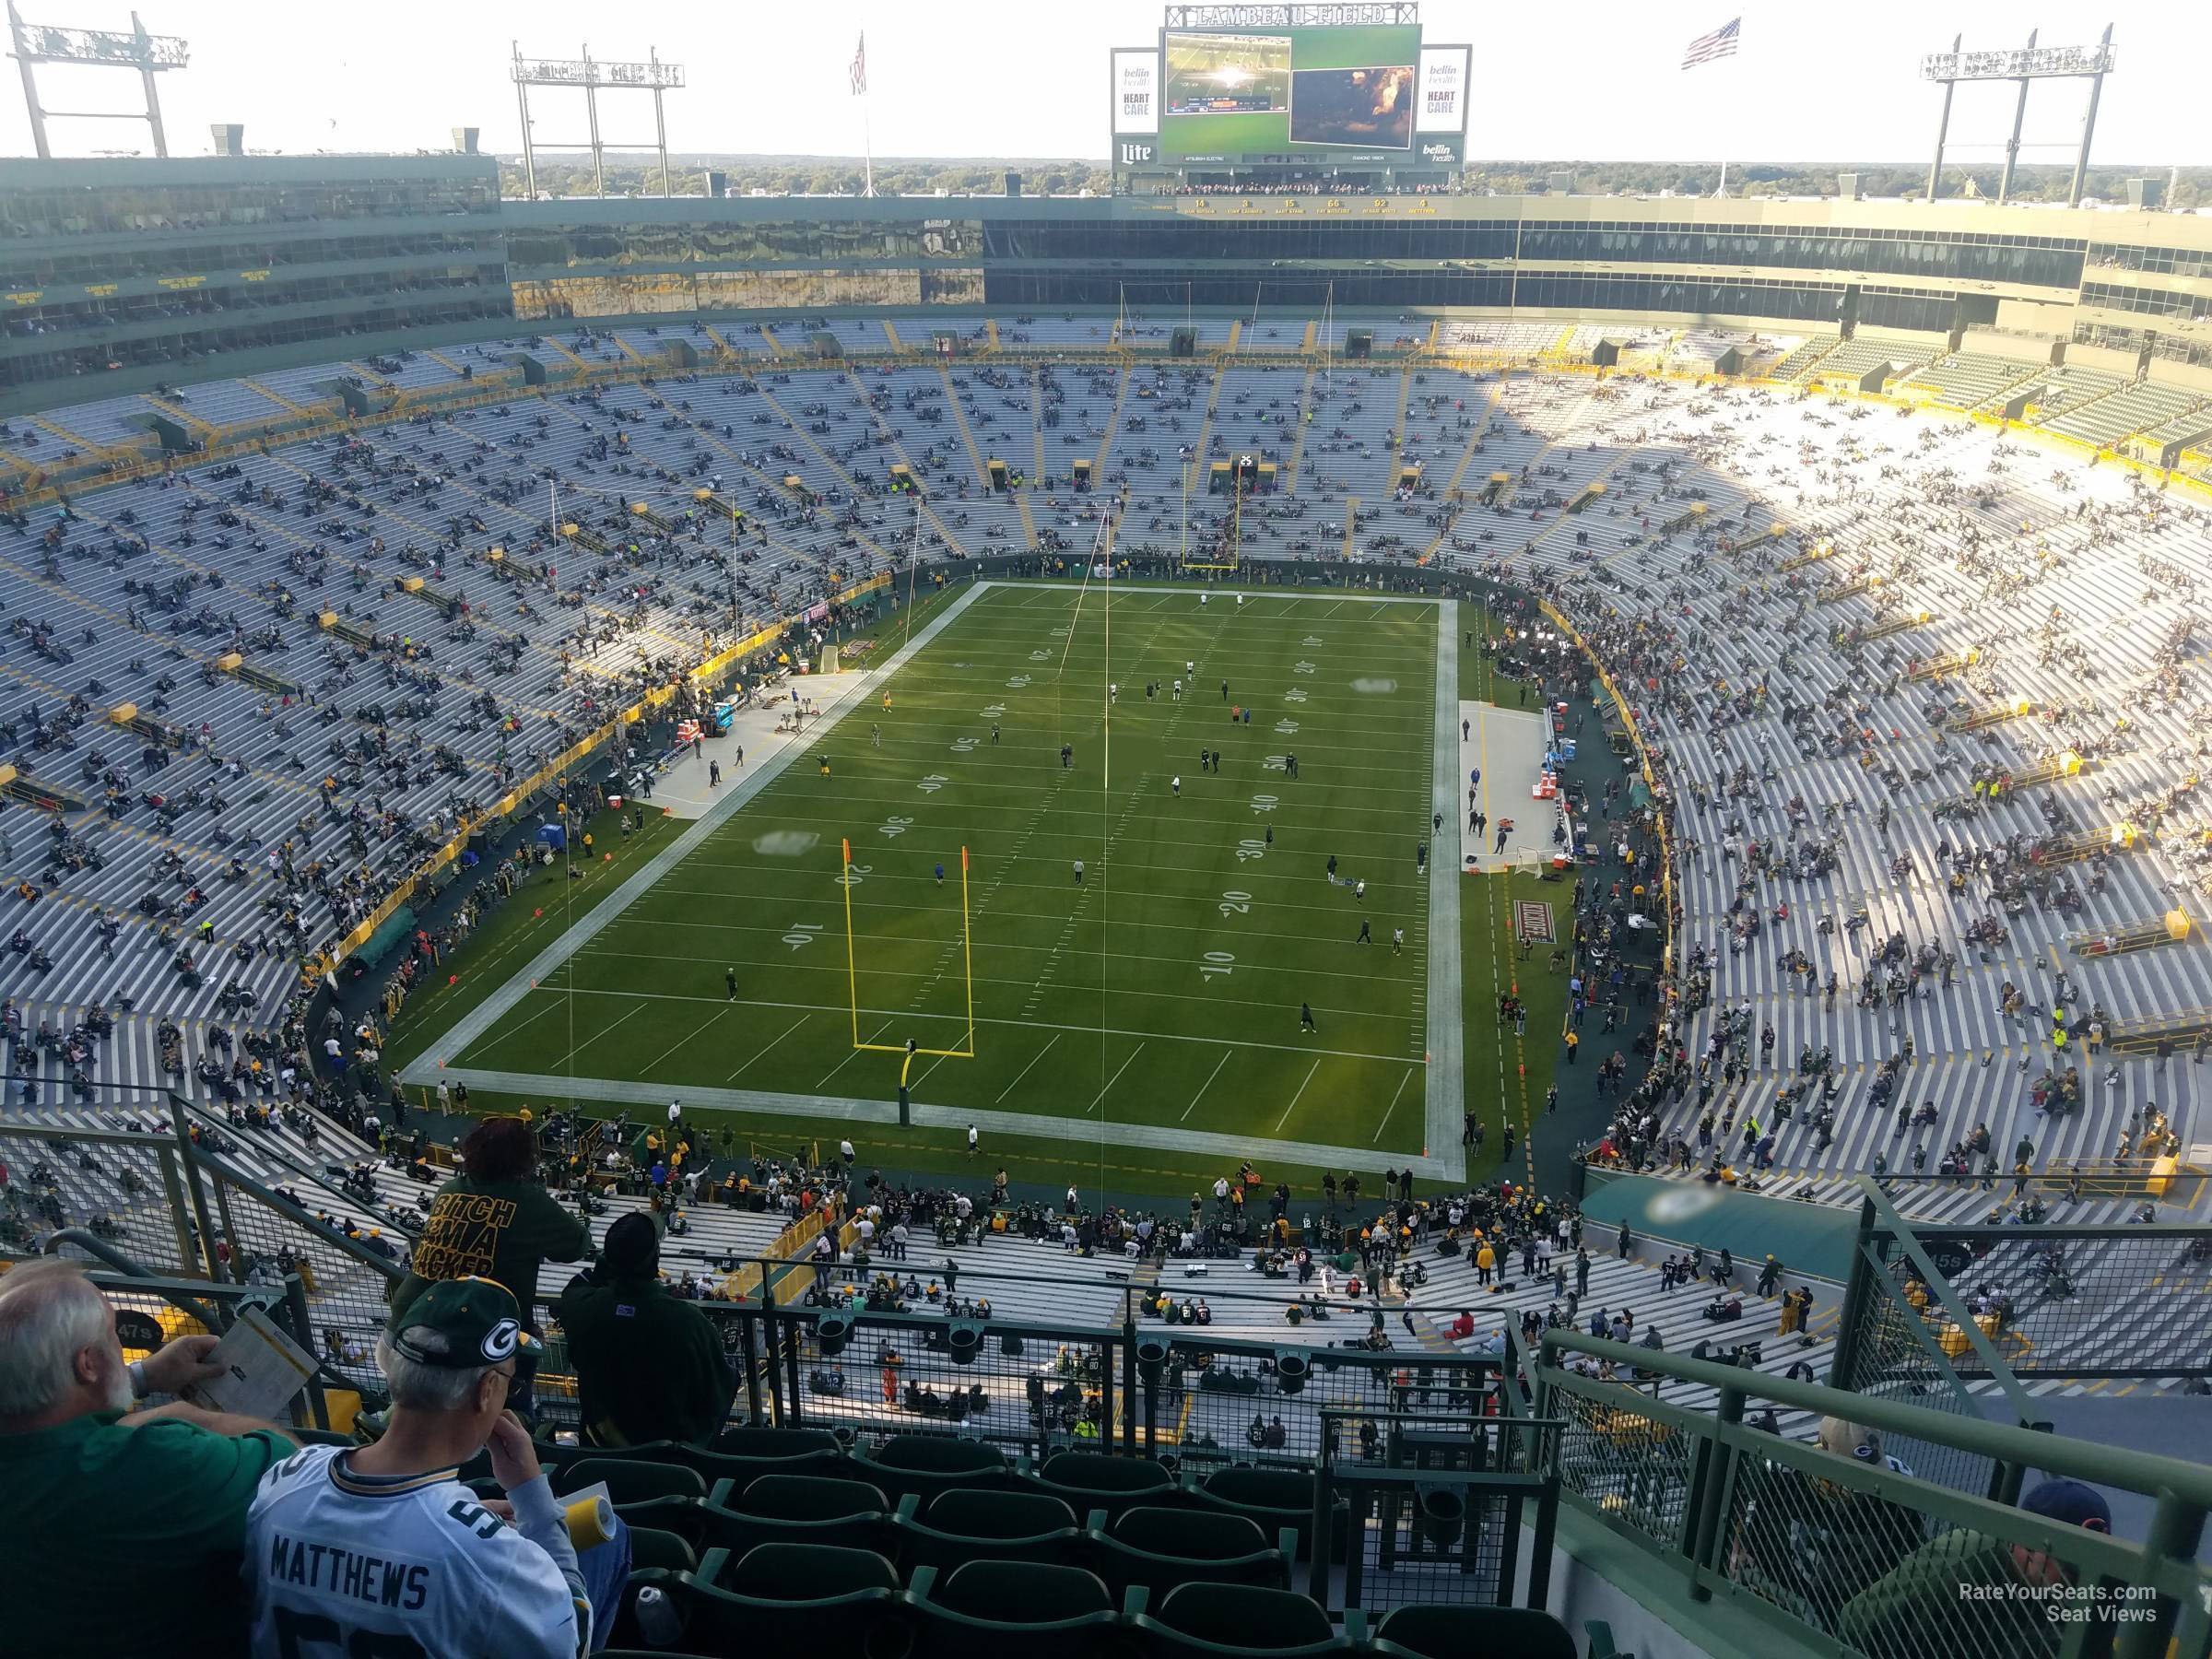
[
  {"xmin": 393, "ymin": 1173, "xmax": 592, "ymax": 1329},
  {"xmin": 0, "ymin": 1410, "xmax": 294, "ymax": 1659},
  {"xmin": 558, "ymin": 1273, "xmax": 735, "ymax": 1447}
]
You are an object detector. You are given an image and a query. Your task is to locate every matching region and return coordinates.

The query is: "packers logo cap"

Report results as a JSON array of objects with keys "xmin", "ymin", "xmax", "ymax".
[{"xmin": 391, "ymin": 1277, "xmax": 538, "ymax": 1368}]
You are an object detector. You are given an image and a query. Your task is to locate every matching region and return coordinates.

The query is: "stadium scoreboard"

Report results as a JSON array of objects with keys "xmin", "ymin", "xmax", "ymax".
[{"xmin": 1112, "ymin": 6, "xmax": 1467, "ymax": 181}]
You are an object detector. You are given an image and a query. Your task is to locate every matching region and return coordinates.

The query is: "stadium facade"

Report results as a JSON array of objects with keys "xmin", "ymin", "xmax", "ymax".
[{"xmin": 6, "ymin": 153, "xmax": 2210, "ymax": 415}]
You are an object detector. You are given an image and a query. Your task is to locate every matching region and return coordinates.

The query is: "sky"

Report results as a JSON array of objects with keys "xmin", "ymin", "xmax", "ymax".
[{"xmin": 3, "ymin": 1, "xmax": 2204, "ymax": 168}]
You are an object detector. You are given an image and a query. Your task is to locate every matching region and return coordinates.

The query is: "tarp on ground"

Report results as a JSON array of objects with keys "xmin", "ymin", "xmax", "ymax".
[
  {"xmin": 355, "ymin": 906, "xmax": 417, "ymax": 973},
  {"xmin": 1579, "ymin": 1171, "xmax": 1859, "ymax": 1285}
]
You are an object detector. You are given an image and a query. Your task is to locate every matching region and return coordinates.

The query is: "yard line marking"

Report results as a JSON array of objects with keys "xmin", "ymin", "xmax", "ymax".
[
  {"xmin": 1004, "ymin": 1035, "xmax": 1070, "ymax": 1110},
  {"xmin": 1180, "ymin": 1049, "xmax": 1233, "ymax": 1121},
  {"xmin": 548, "ymin": 1002, "xmax": 641, "ymax": 1075},
  {"xmin": 817, "ymin": 1021, "xmax": 893, "ymax": 1088},
  {"xmin": 724, "ymin": 1014, "xmax": 808, "ymax": 1083},
  {"xmin": 1276, "ymin": 1057, "xmax": 1324, "ymax": 1132},
  {"xmin": 1088, "ymin": 1041, "xmax": 1146, "ymax": 1113},
  {"xmin": 469, "ymin": 984, "xmax": 1406, "ymax": 1066},
  {"xmin": 640, "ymin": 1002, "xmax": 731, "ymax": 1076},
  {"xmin": 453, "ymin": 992, "xmax": 569, "ymax": 1065},
  {"xmin": 1372, "ymin": 1065, "xmax": 1417, "ymax": 1144}
]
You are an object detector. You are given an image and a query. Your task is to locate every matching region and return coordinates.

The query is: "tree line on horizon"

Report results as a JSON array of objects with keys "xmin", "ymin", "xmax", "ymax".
[{"xmin": 499, "ymin": 156, "xmax": 2206, "ymax": 209}]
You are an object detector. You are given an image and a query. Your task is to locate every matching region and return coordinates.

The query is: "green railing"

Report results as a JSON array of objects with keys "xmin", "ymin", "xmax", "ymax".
[{"xmin": 1536, "ymin": 1329, "xmax": 2212, "ymax": 1659}]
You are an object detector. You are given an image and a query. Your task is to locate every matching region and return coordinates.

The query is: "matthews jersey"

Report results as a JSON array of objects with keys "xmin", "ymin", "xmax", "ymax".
[{"xmin": 242, "ymin": 1443, "xmax": 589, "ymax": 1659}]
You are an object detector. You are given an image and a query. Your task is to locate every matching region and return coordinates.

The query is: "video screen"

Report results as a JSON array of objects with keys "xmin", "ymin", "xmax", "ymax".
[
  {"xmin": 1288, "ymin": 64, "xmax": 1415, "ymax": 149},
  {"xmin": 1162, "ymin": 32, "xmax": 1291, "ymax": 116}
]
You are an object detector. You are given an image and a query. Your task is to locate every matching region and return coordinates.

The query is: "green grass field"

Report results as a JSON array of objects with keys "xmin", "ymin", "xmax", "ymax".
[{"xmin": 401, "ymin": 581, "xmax": 1464, "ymax": 1185}]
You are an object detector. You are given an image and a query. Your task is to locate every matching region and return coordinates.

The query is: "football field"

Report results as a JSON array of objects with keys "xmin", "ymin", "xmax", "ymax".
[{"xmin": 403, "ymin": 579, "xmax": 1466, "ymax": 1180}]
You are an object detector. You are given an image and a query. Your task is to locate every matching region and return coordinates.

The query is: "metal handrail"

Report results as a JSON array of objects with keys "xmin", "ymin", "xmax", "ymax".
[{"xmin": 1539, "ymin": 1327, "xmax": 2212, "ymax": 1510}]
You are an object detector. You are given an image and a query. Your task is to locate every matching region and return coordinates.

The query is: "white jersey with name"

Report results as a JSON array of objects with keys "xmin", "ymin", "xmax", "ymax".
[{"xmin": 243, "ymin": 1443, "xmax": 586, "ymax": 1659}]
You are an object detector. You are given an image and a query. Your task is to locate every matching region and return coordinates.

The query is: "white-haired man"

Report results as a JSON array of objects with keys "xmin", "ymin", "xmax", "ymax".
[
  {"xmin": 242, "ymin": 1276, "xmax": 629, "ymax": 1656},
  {"xmin": 0, "ymin": 1257, "xmax": 295, "ymax": 1658}
]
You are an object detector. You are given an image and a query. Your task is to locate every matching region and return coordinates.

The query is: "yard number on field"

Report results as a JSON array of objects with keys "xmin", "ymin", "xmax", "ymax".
[
  {"xmin": 1218, "ymin": 890, "xmax": 1253, "ymax": 916},
  {"xmin": 1250, "ymin": 793, "xmax": 1279, "ymax": 816},
  {"xmin": 917, "ymin": 774, "xmax": 950, "ymax": 794},
  {"xmin": 1235, "ymin": 838, "xmax": 1268, "ymax": 863},
  {"xmin": 879, "ymin": 816, "xmax": 914, "ymax": 839},
  {"xmin": 837, "ymin": 863, "xmax": 873, "ymax": 887},
  {"xmin": 1200, "ymin": 950, "xmax": 1236, "ymax": 982},
  {"xmin": 782, "ymin": 922, "xmax": 823, "ymax": 951}
]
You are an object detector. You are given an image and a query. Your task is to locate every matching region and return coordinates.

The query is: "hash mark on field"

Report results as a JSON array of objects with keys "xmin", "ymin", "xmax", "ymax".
[
  {"xmin": 1275, "ymin": 1057, "xmax": 1324, "ymax": 1132},
  {"xmin": 994, "ymin": 1031, "xmax": 1062, "ymax": 1103},
  {"xmin": 1088, "ymin": 1041, "xmax": 1147, "ymax": 1113},
  {"xmin": 1373, "ymin": 1065, "xmax": 1416, "ymax": 1144},
  {"xmin": 1180, "ymin": 1049, "xmax": 1233, "ymax": 1121}
]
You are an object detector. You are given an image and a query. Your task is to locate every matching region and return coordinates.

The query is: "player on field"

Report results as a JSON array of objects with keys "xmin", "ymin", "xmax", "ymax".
[{"xmin": 1300, "ymin": 1002, "xmax": 1318, "ymax": 1032}]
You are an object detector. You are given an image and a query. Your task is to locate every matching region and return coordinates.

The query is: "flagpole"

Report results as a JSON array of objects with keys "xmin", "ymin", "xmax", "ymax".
[{"xmin": 864, "ymin": 96, "xmax": 875, "ymax": 198}]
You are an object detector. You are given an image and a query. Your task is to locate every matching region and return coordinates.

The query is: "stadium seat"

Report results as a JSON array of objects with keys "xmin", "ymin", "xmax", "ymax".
[
  {"xmin": 1194, "ymin": 1466, "xmax": 1346, "ymax": 1560},
  {"xmin": 907, "ymin": 1559, "xmax": 1124, "ymax": 1658},
  {"xmin": 713, "ymin": 1426, "xmax": 843, "ymax": 1459},
  {"xmin": 1033, "ymin": 1451, "xmax": 1178, "ymax": 1521},
  {"xmin": 622, "ymin": 1526, "xmax": 699, "ymax": 1576},
  {"xmin": 891, "ymin": 1489, "xmax": 1085, "ymax": 1572},
  {"xmin": 1132, "ymin": 1582, "xmax": 1361, "ymax": 1657},
  {"xmin": 696, "ymin": 1473, "xmax": 893, "ymax": 1558},
  {"xmin": 614, "ymin": 1498, "xmax": 708, "ymax": 1551},
  {"xmin": 666, "ymin": 1424, "xmax": 848, "ymax": 1486},
  {"xmin": 737, "ymin": 1472, "xmax": 889, "ymax": 1519},
  {"xmin": 927, "ymin": 1487, "xmax": 1081, "ymax": 1537},
  {"xmin": 851, "ymin": 1433, "xmax": 1011, "ymax": 1502},
  {"xmin": 1370, "ymin": 1606, "xmax": 1577, "ymax": 1659},
  {"xmin": 1081, "ymin": 1506, "xmax": 1292, "ymax": 1597},
  {"xmin": 680, "ymin": 1543, "xmax": 907, "ymax": 1654},
  {"xmin": 559, "ymin": 1457, "xmax": 707, "ymax": 1508}
]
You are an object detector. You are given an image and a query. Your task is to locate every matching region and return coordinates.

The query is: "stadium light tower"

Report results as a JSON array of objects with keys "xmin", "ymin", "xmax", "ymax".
[
  {"xmin": 1921, "ymin": 25, "xmax": 2116, "ymax": 207},
  {"xmin": 6, "ymin": 2, "xmax": 189, "ymax": 159},
  {"xmin": 510, "ymin": 41, "xmax": 685, "ymax": 199}
]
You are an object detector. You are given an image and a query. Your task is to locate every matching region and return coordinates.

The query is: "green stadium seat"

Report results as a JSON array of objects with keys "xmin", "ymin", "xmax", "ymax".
[
  {"xmin": 622, "ymin": 1525, "xmax": 699, "ymax": 1576},
  {"xmin": 679, "ymin": 1543, "xmax": 906, "ymax": 1654},
  {"xmin": 614, "ymin": 1498, "xmax": 707, "ymax": 1551},
  {"xmin": 696, "ymin": 1473, "xmax": 893, "ymax": 1559},
  {"xmin": 1033, "ymin": 1451, "xmax": 1178, "ymax": 1522},
  {"xmin": 666, "ymin": 1425, "xmax": 847, "ymax": 1486},
  {"xmin": 927, "ymin": 1488, "xmax": 1080, "ymax": 1537},
  {"xmin": 907, "ymin": 1559, "xmax": 1124, "ymax": 1658},
  {"xmin": 1134, "ymin": 1582, "xmax": 1359, "ymax": 1657},
  {"xmin": 713, "ymin": 1426, "xmax": 843, "ymax": 1459},
  {"xmin": 850, "ymin": 1433, "xmax": 1011, "ymax": 1502},
  {"xmin": 1081, "ymin": 1506, "xmax": 1292, "ymax": 1597},
  {"xmin": 891, "ymin": 1489, "xmax": 1085, "ymax": 1573},
  {"xmin": 667, "ymin": 1442, "xmax": 847, "ymax": 1488},
  {"xmin": 739, "ymin": 1472, "xmax": 888, "ymax": 1519},
  {"xmin": 1194, "ymin": 1465, "xmax": 1346, "ymax": 1561},
  {"xmin": 558, "ymin": 1456, "xmax": 708, "ymax": 1508},
  {"xmin": 1371, "ymin": 1606, "xmax": 1576, "ymax": 1659}
]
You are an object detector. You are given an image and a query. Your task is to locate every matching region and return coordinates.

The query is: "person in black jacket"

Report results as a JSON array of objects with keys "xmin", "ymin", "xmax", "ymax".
[{"xmin": 559, "ymin": 1214, "xmax": 734, "ymax": 1448}]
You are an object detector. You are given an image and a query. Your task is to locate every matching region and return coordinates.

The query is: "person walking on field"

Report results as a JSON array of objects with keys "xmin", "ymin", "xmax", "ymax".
[
  {"xmin": 1356, "ymin": 919, "xmax": 1371, "ymax": 945},
  {"xmin": 1300, "ymin": 1002, "xmax": 1318, "ymax": 1032}
]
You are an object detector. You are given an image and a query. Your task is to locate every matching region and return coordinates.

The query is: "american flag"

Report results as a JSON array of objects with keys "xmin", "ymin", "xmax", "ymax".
[
  {"xmin": 850, "ymin": 32, "xmax": 867, "ymax": 97},
  {"xmin": 1682, "ymin": 17, "xmax": 1740, "ymax": 70}
]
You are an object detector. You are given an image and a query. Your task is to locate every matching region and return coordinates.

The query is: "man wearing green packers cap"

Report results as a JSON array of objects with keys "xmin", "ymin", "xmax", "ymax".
[{"xmin": 241, "ymin": 1277, "xmax": 632, "ymax": 1656}]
